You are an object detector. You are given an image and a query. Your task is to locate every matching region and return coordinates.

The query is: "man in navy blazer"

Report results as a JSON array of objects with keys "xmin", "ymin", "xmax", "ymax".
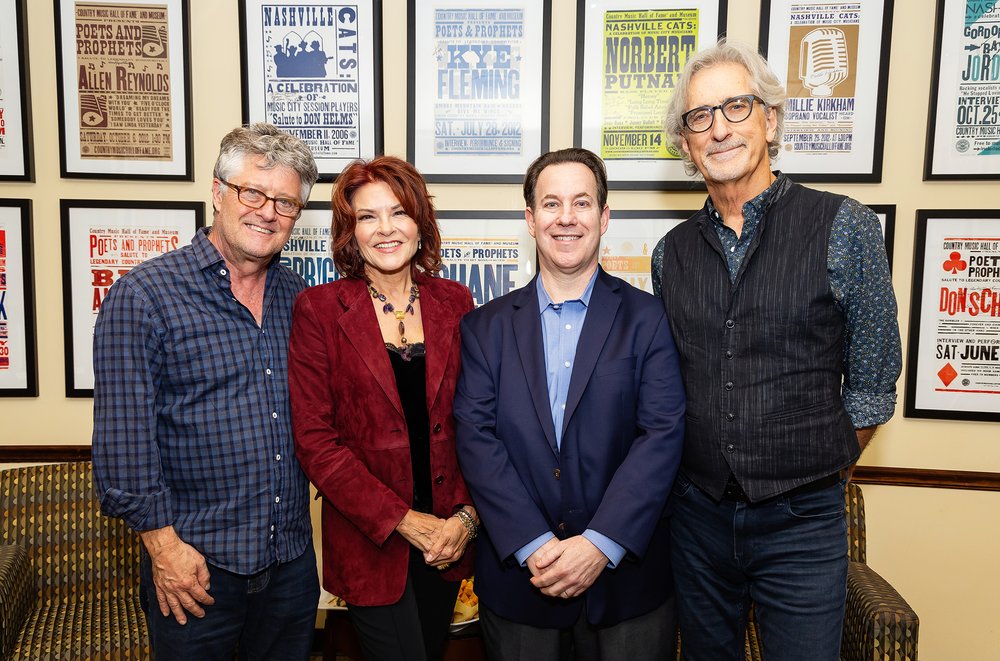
[{"xmin": 454, "ymin": 148, "xmax": 685, "ymax": 660}]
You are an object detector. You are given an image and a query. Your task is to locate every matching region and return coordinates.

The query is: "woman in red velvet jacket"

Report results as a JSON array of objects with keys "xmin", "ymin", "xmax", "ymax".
[{"xmin": 288, "ymin": 156, "xmax": 478, "ymax": 661}]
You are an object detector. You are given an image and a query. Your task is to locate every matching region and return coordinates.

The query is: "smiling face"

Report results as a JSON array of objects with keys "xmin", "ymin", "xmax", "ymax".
[
  {"xmin": 526, "ymin": 162, "xmax": 609, "ymax": 282},
  {"xmin": 681, "ymin": 62, "xmax": 777, "ymax": 191},
  {"xmin": 352, "ymin": 181, "xmax": 420, "ymax": 280},
  {"xmin": 210, "ymin": 155, "xmax": 302, "ymax": 270}
]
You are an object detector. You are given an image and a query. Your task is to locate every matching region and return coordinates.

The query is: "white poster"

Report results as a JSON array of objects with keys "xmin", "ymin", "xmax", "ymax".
[{"xmin": 437, "ymin": 211, "xmax": 535, "ymax": 306}]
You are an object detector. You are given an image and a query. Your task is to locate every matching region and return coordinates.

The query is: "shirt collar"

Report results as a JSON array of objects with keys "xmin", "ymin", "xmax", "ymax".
[
  {"xmin": 536, "ymin": 268, "xmax": 599, "ymax": 314},
  {"xmin": 705, "ymin": 171, "xmax": 790, "ymax": 225}
]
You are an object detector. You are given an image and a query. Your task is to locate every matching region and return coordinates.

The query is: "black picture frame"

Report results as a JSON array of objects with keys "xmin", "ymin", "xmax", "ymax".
[
  {"xmin": 53, "ymin": 0, "xmax": 193, "ymax": 180},
  {"xmin": 868, "ymin": 203, "xmax": 895, "ymax": 271},
  {"xmin": 60, "ymin": 199, "xmax": 205, "ymax": 397},
  {"xmin": 0, "ymin": 0, "xmax": 34, "ymax": 182},
  {"xmin": 905, "ymin": 209, "xmax": 1000, "ymax": 422},
  {"xmin": 759, "ymin": 0, "xmax": 894, "ymax": 183},
  {"xmin": 924, "ymin": 0, "xmax": 1000, "ymax": 180},
  {"xmin": 407, "ymin": 1, "xmax": 552, "ymax": 183},
  {"xmin": 0, "ymin": 198, "xmax": 37, "ymax": 396},
  {"xmin": 239, "ymin": 0, "xmax": 385, "ymax": 182},
  {"xmin": 573, "ymin": 0, "xmax": 727, "ymax": 190}
]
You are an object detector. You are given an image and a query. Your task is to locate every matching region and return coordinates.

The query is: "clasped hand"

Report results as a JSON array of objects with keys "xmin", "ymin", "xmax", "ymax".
[
  {"xmin": 527, "ymin": 536, "xmax": 608, "ymax": 599},
  {"xmin": 395, "ymin": 510, "xmax": 470, "ymax": 567}
]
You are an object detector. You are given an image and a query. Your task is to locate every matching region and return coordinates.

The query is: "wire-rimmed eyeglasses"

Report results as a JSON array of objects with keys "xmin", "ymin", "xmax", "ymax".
[
  {"xmin": 681, "ymin": 95, "xmax": 766, "ymax": 133},
  {"xmin": 219, "ymin": 179, "xmax": 303, "ymax": 218}
]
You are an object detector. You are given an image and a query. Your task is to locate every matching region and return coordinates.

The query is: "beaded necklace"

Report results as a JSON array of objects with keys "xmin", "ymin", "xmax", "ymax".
[{"xmin": 368, "ymin": 282, "xmax": 420, "ymax": 345}]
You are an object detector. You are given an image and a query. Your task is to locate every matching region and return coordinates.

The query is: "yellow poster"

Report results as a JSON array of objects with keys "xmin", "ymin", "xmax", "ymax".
[{"xmin": 600, "ymin": 9, "xmax": 698, "ymax": 160}]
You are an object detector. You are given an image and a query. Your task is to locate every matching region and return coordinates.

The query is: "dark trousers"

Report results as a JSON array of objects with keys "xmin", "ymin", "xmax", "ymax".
[
  {"xmin": 140, "ymin": 544, "xmax": 319, "ymax": 661},
  {"xmin": 670, "ymin": 473, "xmax": 848, "ymax": 661},
  {"xmin": 347, "ymin": 547, "xmax": 462, "ymax": 661},
  {"xmin": 479, "ymin": 597, "xmax": 675, "ymax": 661}
]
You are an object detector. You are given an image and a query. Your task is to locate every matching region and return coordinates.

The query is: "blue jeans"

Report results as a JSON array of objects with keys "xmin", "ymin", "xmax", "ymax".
[
  {"xmin": 140, "ymin": 545, "xmax": 319, "ymax": 661},
  {"xmin": 670, "ymin": 474, "xmax": 847, "ymax": 661}
]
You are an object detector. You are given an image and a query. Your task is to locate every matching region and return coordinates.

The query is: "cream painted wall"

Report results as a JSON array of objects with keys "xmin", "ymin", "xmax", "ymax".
[{"xmin": 1, "ymin": 0, "xmax": 997, "ymax": 658}]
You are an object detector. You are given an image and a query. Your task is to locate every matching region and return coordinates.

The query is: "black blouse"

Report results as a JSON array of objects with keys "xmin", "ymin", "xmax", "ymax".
[{"xmin": 386, "ymin": 343, "xmax": 432, "ymax": 514}]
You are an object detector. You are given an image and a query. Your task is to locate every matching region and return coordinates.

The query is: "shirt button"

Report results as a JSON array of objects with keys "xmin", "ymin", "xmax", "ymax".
[
  {"xmin": 275, "ymin": 454, "xmax": 281, "ymax": 461},
  {"xmin": 565, "ymin": 324, "xmax": 572, "ymax": 330},
  {"xmin": 272, "ymin": 412, "xmax": 278, "ymax": 419},
  {"xmin": 725, "ymin": 413, "xmax": 735, "ymax": 421},
  {"xmin": 560, "ymin": 403, "xmax": 566, "ymax": 410},
  {"xmin": 726, "ymin": 444, "xmax": 736, "ymax": 453},
  {"xmin": 725, "ymin": 382, "xmax": 734, "ymax": 391},
  {"xmin": 725, "ymin": 319, "xmax": 735, "ymax": 329},
  {"xmin": 553, "ymin": 469, "xmax": 561, "ymax": 480},
  {"xmin": 270, "ymin": 525, "xmax": 275, "ymax": 531},
  {"xmin": 275, "ymin": 496, "xmax": 281, "ymax": 503},
  {"xmin": 266, "ymin": 368, "xmax": 273, "ymax": 375},
  {"xmin": 220, "ymin": 269, "xmax": 227, "ymax": 276},
  {"xmin": 564, "ymin": 361, "xmax": 571, "ymax": 368}
]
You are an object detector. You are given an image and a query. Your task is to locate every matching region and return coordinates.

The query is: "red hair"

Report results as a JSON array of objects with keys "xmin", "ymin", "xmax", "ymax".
[{"xmin": 331, "ymin": 157, "xmax": 441, "ymax": 280}]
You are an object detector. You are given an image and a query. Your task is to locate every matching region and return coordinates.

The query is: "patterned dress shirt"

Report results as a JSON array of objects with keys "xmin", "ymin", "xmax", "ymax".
[
  {"xmin": 651, "ymin": 173, "xmax": 900, "ymax": 427},
  {"xmin": 92, "ymin": 227, "xmax": 312, "ymax": 574}
]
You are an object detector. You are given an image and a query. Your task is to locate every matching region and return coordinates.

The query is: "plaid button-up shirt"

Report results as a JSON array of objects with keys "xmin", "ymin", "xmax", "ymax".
[{"xmin": 92, "ymin": 227, "xmax": 311, "ymax": 574}]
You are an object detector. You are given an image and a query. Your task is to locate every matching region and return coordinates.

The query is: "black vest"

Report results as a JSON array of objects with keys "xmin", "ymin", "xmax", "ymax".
[{"xmin": 660, "ymin": 181, "xmax": 859, "ymax": 502}]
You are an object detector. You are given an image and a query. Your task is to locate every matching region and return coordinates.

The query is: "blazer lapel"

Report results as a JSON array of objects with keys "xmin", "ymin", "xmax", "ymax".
[
  {"xmin": 337, "ymin": 281, "xmax": 404, "ymax": 417},
  {"xmin": 563, "ymin": 269, "xmax": 620, "ymax": 435},
  {"xmin": 421, "ymin": 279, "xmax": 450, "ymax": 411},
  {"xmin": 512, "ymin": 279, "xmax": 559, "ymax": 456}
]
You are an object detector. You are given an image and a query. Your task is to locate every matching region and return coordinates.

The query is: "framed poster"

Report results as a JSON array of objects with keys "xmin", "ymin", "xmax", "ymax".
[
  {"xmin": 925, "ymin": 0, "xmax": 1000, "ymax": 180},
  {"xmin": 601, "ymin": 210, "xmax": 692, "ymax": 293},
  {"xmin": 0, "ymin": 200, "xmax": 37, "ymax": 396},
  {"xmin": 407, "ymin": 1, "xmax": 551, "ymax": 183},
  {"xmin": 436, "ymin": 211, "xmax": 536, "ymax": 305},
  {"xmin": 54, "ymin": 0, "xmax": 192, "ymax": 179},
  {"xmin": 279, "ymin": 201, "xmax": 339, "ymax": 286},
  {"xmin": 240, "ymin": 1, "xmax": 384, "ymax": 182},
  {"xmin": 0, "ymin": 0, "xmax": 33, "ymax": 181},
  {"xmin": 60, "ymin": 200, "xmax": 204, "ymax": 397},
  {"xmin": 868, "ymin": 203, "xmax": 895, "ymax": 270},
  {"xmin": 759, "ymin": 0, "xmax": 894, "ymax": 182},
  {"xmin": 905, "ymin": 210, "xmax": 1000, "ymax": 422},
  {"xmin": 574, "ymin": 0, "xmax": 726, "ymax": 189}
]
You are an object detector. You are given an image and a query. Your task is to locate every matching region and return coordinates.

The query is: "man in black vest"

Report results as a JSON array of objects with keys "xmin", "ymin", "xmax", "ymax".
[{"xmin": 651, "ymin": 40, "xmax": 901, "ymax": 660}]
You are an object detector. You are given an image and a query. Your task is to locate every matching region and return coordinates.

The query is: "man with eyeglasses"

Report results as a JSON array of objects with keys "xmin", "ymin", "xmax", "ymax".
[
  {"xmin": 93, "ymin": 123, "xmax": 320, "ymax": 660},
  {"xmin": 650, "ymin": 40, "xmax": 901, "ymax": 660}
]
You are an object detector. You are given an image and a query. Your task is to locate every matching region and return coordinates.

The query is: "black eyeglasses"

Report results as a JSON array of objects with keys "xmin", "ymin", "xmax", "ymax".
[
  {"xmin": 219, "ymin": 179, "xmax": 303, "ymax": 218},
  {"xmin": 681, "ymin": 95, "xmax": 766, "ymax": 133}
]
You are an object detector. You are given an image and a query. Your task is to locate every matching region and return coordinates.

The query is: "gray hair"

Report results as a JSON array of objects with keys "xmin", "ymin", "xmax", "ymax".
[
  {"xmin": 212, "ymin": 123, "xmax": 319, "ymax": 202},
  {"xmin": 664, "ymin": 39, "xmax": 786, "ymax": 176}
]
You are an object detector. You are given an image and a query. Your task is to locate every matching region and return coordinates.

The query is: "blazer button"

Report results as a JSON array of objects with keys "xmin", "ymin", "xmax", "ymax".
[
  {"xmin": 558, "ymin": 522, "xmax": 567, "ymax": 532},
  {"xmin": 433, "ymin": 422, "xmax": 442, "ymax": 433},
  {"xmin": 553, "ymin": 469, "xmax": 561, "ymax": 480},
  {"xmin": 433, "ymin": 475, "xmax": 445, "ymax": 485}
]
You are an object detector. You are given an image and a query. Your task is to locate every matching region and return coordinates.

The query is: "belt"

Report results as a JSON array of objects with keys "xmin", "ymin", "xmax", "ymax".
[{"xmin": 722, "ymin": 472, "xmax": 842, "ymax": 503}]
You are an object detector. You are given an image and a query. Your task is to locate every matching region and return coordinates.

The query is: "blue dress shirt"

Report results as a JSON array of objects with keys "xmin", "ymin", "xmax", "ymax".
[{"xmin": 513, "ymin": 271, "xmax": 627, "ymax": 569}]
